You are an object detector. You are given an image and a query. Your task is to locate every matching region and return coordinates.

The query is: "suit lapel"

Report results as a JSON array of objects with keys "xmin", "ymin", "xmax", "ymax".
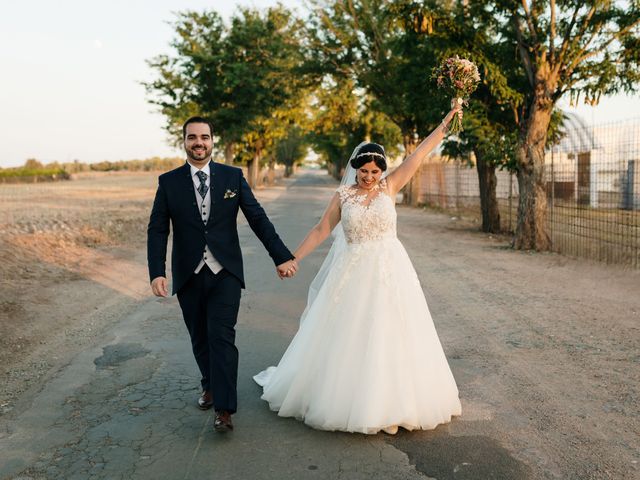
[
  {"xmin": 181, "ymin": 162, "xmax": 201, "ymax": 222},
  {"xmin": 209, "ymin": 161, "xmax": 225, "ymax": 225}
]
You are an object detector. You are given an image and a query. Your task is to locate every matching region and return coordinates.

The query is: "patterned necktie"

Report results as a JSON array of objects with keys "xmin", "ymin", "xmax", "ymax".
[{"xmin": 195, "ymin": 171, "xmax": 208, "ymax": 199}]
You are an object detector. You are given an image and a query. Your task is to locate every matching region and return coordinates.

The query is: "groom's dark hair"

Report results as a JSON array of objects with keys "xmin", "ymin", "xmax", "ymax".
[{"xmin": 182, "ymin": 116, "xmax": 214, "ymax": 139}]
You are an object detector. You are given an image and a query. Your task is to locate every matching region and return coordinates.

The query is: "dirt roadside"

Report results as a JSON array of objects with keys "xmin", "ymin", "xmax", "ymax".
[
  {"xmin": 394, "ymin": 205, "xmax": 640, "ymax": 479},
  {"xmin": 0, "ymin": 172, "xmax": 158, "ymax": 413}
]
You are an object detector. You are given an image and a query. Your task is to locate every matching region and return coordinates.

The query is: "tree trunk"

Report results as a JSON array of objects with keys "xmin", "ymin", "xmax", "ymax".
[
  {"xmin": 267, "ymin": 159, "xmax": 276, "ymax": 185},
  {"xmin": 402, "ymin": 132, "xmax": 419, "ymax": 205},
  {"xmin": 247, "ymin": 150, "xmax": 260, "ymax": 189},
  {"xmin": 513, "ymin": 99, "xmax": 552, "ymax": 250},
  {"xmin": 285, "ymin": 163, "xmax": 294, "ymax": 177},
  {"xmin": 224, "ymin": 143, "xmax": 235, "ymax": 165},
  {"xmin": 474, "ymin": 148, "xmax": 501, "ymax": 233}
]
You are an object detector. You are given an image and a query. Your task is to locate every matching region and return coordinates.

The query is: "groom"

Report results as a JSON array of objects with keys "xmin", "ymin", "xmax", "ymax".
[{"xmin": 147, "ymin": 116, "xmax": 297, "ymax": 433}]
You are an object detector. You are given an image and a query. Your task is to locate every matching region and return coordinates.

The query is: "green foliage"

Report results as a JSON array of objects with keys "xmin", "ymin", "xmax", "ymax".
[
  {"xmin": 0, "ymin": 167, "xmax": 69, "ymax": 179},
  {"xmin": 477, "ymin": 0, "xmax": 640, "ymax": 110},
  {"xmin": 0, "ymin": 157, "xmax": 184, "ymax": 182},
  {"xmin": 307, "ymin": 75, "xmax": 401, "ymax": 178},
  {"xmin": 308, "ymin": 0, "xmax": 450, "ymax": 139},
  {"xmin": 144, "ymin": 11, "xmax": 224, "ymax": 144},
  {"xmin": 1, "ymin": 158, "xmax": 68, "ymax": 181},
  {"xmin": 24, "ymin": 158, "xmax": 45, "ymax": 170},
  {"xmin": 459, "ymin": 0, "xmax": 640, "ymax": 248},
  {"xmin": 87, "ymin": 157, "xmax": 185, "ymax": 172},
  {"xmin": 275, "ymin": 125, "xmax": 307, "ymax": 169},
  {"xmin": 144, "ymin": 6, "xmax": 309, "ymax": 172},
  {"xmin": 143, "ymin": 0, "xmax": 638, "ymax": 229}
]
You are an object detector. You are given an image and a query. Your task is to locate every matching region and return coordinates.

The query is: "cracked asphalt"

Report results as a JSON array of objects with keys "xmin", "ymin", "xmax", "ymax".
[
  {"xmin": 0, "ymin": 172, "xmax": 436, "ymax": 480},
  {"xmin": 1, "ymin": 169, "xmax": 638, "ymax": 479}
]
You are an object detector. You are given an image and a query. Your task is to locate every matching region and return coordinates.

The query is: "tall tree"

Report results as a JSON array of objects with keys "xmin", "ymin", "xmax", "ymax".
[
  {"xmin": 275, "ymin": 125, "xmax": 307, "ymax": 177},
  {"xmin": 145, "ymin": 7, "xmax": 309, "ymax": 185},
  {"xmin": 479, "ymin": 0, "xmax": 640, "ymax": 249},
  {"xmin": 308, "ymin": 0, "xmax": 461, "ymax": 207},
  {"xmin": 144, "ymin": 11, "xmax": 228, "ymax": 154},
  {"xmin": 221, "ymin": 6, "xmax": 308, "ymax": 187},
  {"xmin": 307, "ymin": 75, "xmax": 401, "ymax": 178},
  {"xmin": 309, "ymin": 0, "xmax": 451, "ymax": 154},
  {"xmin": 429, "ymin": 0, "xmax": 526, "ymax": 233}
]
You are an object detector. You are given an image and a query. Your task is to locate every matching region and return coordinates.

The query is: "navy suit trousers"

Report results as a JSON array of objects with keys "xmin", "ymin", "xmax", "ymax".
[{"xmin": 176, "ymin": 267, "xmax": 241, "ymax": 413}]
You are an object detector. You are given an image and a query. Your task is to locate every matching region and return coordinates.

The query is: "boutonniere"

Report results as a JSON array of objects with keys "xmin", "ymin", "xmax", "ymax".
[{"xmin": 224, "ymin": 189, "xmax": 238, "ymax": 199}]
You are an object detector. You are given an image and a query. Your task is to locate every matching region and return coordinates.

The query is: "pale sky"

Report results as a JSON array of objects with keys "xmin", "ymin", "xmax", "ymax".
[
  {"xmin": 0, "ymin": 0, "xmax": 304, "ymax": 167},
  {"xmin": 1, "ymin": 1, "xmax": 639, "ymax": 168}
]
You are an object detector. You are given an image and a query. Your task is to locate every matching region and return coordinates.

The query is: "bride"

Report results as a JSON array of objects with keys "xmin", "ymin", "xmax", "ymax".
[{"xmin": 254, "ymin": 102, "xmax": 463, "ymax": 435}]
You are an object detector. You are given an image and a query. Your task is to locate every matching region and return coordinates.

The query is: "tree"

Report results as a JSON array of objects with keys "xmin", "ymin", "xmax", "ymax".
[
  {"xmin": 144, "ymin": 11, "xmax": 225, "ymax": 151},
  {"xmin": 24, "ymin": 158, "xmax": 44, "ymax": 170},
  {"xmin": 275, "ymin": 125, "xmax": 308, "ymax": 177},
  {"xmin": 477, "ymin": 0, "xmax": 640, "ymax": 249},
  {"xmin": 308, "ymin": 0, "xmax": 459, "ymax": 206},
  {"xmin": 422, "ymin": 0, "xmax": 526, "ymax": 233},
  {"xmin": 307, "ymin": 75, "xmax": 401, "ymax": 178},
  {"xmin": 371, "ymin": 0, "xmax": 520, "ymax": 229},
  {"xmin": 144, "ymin": 7, "xmax": 309, "ymax": 185},
  {"xmin": 309, "ymin": 0, "xmax": 451, "ymax": 153},
  {"xmin": 219, "ymin": 6, "xmax": 308, "ymax": 186}
]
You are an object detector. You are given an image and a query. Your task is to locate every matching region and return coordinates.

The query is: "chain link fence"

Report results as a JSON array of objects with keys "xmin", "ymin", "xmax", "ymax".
[{"xmin": 409, "ymin": 118, "xmax": 640, "ymax": 268}]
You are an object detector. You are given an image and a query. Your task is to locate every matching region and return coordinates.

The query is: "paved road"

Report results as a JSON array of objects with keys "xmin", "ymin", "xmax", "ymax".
[
  {"xmin": 2, "ymin": 170, "xmax": 637, "ymax": 479},
  {"xmin": 0, "ymin": 171, "xmax": 435, "ymax": 480}
]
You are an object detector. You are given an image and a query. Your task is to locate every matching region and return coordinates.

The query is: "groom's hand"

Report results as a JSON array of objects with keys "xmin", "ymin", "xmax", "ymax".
[
  {"xmin": 276, "ymin": 259, "xmax": 298, "ymax": 279},
  {"xmin": 151, "ymin": 276, "xmax": 169, "ymax": 297}
]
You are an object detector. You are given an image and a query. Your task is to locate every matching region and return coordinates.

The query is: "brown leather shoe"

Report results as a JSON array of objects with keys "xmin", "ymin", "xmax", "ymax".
[
  {"xmin": 214, "ymin": 410, "xmax": 233, "ymax": 433},
  {"xmin": 198, "ymin": 391, "xmax": 214, "ymax": 410}
]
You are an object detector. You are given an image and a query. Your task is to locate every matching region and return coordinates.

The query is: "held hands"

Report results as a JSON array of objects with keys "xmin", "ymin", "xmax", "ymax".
[
  {"xmin": 151, "ymin": 276, "xmax": 169, "ymax": 297},
  {"xmin": 276, "ymin": 259, "xmax": 298, "ymax": 280}
]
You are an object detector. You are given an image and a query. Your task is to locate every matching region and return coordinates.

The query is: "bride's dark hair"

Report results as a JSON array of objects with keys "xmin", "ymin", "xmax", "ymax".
[{"xmin": 350, "ymin": 143, "xmax": 387, "ymax": 171}]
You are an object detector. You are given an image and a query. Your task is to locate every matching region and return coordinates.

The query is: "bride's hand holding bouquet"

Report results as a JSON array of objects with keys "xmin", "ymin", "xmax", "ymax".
[{"xmin": 432, "ymin": 56, "xmax": 480, "ymax": 134}]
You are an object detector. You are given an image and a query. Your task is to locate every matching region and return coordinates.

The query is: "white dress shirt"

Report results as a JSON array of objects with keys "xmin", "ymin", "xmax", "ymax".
[{"xmin": 189, "ymin": 162, "xmax": 223, "ymax": 275}]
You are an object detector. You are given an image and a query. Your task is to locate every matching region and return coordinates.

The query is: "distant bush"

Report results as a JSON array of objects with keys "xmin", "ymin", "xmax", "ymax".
[
  {"xmin": 0, "ymin": 156, "xmax": 185, "ymax": 183},
  {"xmin": 24, "ymin": 158, "xmax": 45, "ymax": 170},
  {"xmin": 87, "ymin": 157, "xmax": 184, "ymax": 172},
  {"xmin": 0, "ymin": 167, "xmax": 71, "ymax": 183}
]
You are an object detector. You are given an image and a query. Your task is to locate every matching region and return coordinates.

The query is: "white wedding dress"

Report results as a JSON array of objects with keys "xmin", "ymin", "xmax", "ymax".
[{"xmin": 254, "ymin": 179, "xmax": 461, "ymax": 434}]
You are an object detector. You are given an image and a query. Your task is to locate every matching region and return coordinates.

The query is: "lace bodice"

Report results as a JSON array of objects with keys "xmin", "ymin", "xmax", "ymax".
[{"xmin": 337, "ymin": 180, "xmax": 397, "ymax": 244}]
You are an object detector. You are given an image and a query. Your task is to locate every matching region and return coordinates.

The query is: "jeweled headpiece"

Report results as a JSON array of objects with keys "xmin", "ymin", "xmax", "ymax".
[{"xmin": 354, "ymin": 151, "xmax": 386, "ymax": 160}]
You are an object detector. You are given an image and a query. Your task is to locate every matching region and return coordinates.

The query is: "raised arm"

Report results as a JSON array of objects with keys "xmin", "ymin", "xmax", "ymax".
[
  {"xmin": 386, "ymin": 102, "xmax": 463, "ymax": 196},
  {"xmin": 293, "ymin": 192, "xmax": 342, "ymax": 263}
]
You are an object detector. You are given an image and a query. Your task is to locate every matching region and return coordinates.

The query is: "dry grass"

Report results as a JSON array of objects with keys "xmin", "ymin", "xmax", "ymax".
[
  {"xmin": 420, "ymin": 193, "xmax": 640, "ymax": 268},
  {"xmin": 0, "ymin": 172, "xmax": 158, "ymax": 407}
]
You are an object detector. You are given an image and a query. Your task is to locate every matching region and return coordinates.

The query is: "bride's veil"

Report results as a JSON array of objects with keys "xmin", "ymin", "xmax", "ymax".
[{"xmin": 298, "ymin": 142, "xmax": 366, "ymax": 326}]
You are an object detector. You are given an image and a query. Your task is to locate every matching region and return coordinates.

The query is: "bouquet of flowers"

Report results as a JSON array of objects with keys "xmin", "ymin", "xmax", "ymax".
[{"xmin": 432, "ymin": 56, "xmax": 480, "ymax": 134}]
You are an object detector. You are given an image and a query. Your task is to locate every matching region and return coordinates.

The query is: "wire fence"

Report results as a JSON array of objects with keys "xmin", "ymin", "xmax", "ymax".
[{"xmin": 410, "ymin": 118, "xmax": 640, "ymax": 268}]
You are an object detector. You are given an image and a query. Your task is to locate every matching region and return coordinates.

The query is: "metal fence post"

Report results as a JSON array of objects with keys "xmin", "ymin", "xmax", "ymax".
[
  {"xmin": 550, "ymin": 146, "xmax": 555, "ymax": 250},
  {"xmin": 455, "ymin": 160, "xmax": 460, "ymax": 212},
  {"xmin": 508, "ymin": 172, "xmax": 513, "ymax": 233}
]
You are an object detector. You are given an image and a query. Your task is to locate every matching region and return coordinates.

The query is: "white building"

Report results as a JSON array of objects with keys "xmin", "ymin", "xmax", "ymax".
[{"xmin": 545, "ymin": 115, "xmax": 640, "ymax": 209}]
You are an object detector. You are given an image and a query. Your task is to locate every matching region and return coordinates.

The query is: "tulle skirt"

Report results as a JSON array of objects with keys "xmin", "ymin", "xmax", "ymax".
[{"xmin": 254, "ymin": 236, "xmax": 461, "ymax": 434}]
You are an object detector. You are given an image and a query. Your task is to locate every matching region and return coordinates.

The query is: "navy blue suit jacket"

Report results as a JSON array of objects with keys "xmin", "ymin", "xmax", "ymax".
[{"xmin": 147, "ymin": 161, "xmax": 293, "ymax": 294}]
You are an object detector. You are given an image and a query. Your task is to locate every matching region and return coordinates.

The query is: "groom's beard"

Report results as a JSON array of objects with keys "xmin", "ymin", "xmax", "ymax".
[{"xmin": 186, "ymin": 145, "xmax": 213, "ymax": 162}]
